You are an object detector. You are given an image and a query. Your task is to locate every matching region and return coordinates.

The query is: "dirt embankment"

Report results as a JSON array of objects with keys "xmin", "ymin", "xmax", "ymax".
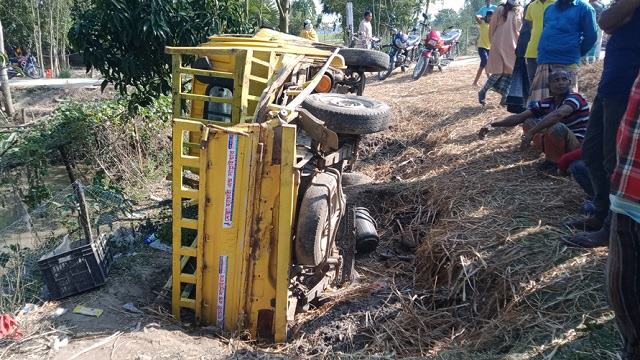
[{"xmin": 3, "ymin": 62, "xmax": 617, "ymax": 359}]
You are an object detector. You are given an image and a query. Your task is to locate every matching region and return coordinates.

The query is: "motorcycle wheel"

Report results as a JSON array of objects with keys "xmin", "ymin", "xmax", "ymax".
[
  {"xmin": 448, "ymin": 44, "xmax": 458, "ymax": 61},
  {"xmin": 378, "ymin": 62, "xmax": 393, "ymax": 80},
  {"xmin": 412, "ymin": 56, "xmax": 428, "ymax": 80},
  {"xmin": 25, "ymin": 66, "xmax": 41, "ymax": 79}
]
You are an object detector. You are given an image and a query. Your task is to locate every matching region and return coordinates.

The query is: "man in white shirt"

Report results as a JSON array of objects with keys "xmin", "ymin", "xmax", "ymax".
[{"xmin": 357, "ymin": 11, "xmax": 373, "ymax": 49}]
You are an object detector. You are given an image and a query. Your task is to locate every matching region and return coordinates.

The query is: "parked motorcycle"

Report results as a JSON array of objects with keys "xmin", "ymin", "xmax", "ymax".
[
  {"xmin": 349, "ymin": 32, "xmax": 382, "ymax": 51},
  {"xmin": 1, "ymin": 53, "xmax": 42, "ymax": 79},
  {"xmin": 377, "ymin": 27, "xmax": 421, "ymax": 80},
  {"xmin": 412, "ymin": 14, "xmax": 462, "ymax": 81}
]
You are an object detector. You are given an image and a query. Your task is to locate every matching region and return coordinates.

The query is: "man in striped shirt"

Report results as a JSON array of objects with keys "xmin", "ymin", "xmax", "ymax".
[
  {"xmin": 478, "ymin": 70, "xmax": 589, "ymax": 165},
  {"xmin": 607, "ymin": 72, "xmax": 640, "ymax": 360}
]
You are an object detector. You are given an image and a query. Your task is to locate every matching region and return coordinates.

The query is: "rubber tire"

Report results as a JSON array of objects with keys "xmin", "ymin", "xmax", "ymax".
[
  {"xmin": 302, "ymin": 94, "xmax": 390, "ymax": 135},
  {"xmin": 448, "ymin": 44, "xmax": 458, "ymax": 60},
  {"xmin": 295, "ymin": 173, "xmax": 337, "ymax": 266},
  {"xmin": 338, "ymin": 48, "xmax": 390, "ymax": 72},
  {"xmin": 26, "ymin": 66, "xmax": 40, "ymax": 79},
  {"xmin": 412, "ymin": 56, "xmax": 427, "ymax": 80},
  {"xmin": 378, "ymin": 61, "xmax": 393, "ymax": 80}
]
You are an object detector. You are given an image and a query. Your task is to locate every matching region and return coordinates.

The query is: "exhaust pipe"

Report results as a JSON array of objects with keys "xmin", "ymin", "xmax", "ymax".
[{"xmin": 354, "ymin": 207, "xmax": 379, "ymax": 253}]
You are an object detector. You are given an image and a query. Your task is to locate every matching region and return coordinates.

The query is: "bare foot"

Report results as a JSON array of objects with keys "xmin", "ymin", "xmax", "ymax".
[{"xmin": 472, "ymin": 82, "xmax": 478, "ymax": 87}]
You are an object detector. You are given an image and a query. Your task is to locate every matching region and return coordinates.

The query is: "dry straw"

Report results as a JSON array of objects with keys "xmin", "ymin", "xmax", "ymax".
[{"xmin": 287, "ymin": 62, "xmax": 613, "ymax": 357}]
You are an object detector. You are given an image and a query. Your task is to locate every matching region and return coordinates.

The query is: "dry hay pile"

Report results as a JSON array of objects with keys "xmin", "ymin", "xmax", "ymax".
[{"xmin": 343, "ymin": 63, "xmax": 614, "ymax": 357}]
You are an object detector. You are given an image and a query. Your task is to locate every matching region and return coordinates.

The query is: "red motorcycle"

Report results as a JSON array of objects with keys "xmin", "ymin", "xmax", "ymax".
[{"xmin": 412, "ymin": 23, "xmax": 462, "ymax": 81}]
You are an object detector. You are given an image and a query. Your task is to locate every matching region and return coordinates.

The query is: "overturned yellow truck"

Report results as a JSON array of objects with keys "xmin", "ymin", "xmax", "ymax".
[{"xmin": 166, "ymin": 29, "xmax": 390, "ymax": 342}]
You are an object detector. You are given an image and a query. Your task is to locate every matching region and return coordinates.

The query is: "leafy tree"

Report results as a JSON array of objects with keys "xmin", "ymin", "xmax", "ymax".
[
  {"xmin": 249, "ymin": 0, "xmax": 279, "ymax": 28},
  {"xmin": 0, "ymin": 0, "xmax": 36, "ymax": 52},
  {"xmin": 69, "ymin": 0, "xmax": 251, "ymax": 108},
  {"xmin": 289, "ymin": 0, "xmax": 316, "ymax": 35},
  {"xmin": 432, "ymin": 8, "xmax": 459, "ymax": 29},
  {"xmin": 322, "ymin": 0, "xmax": 422, "ymax": 41},
  {"xmin": 1, "ymin": 0, "xmax": 78, "ymax": 75}
]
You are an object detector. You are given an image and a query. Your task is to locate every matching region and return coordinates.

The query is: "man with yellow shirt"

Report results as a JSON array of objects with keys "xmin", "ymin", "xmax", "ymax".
[
  {"xmin": 524, "ymin": 0, "xmax": 555, "ymax": 85},
  {"xmin": 473, "ymin": 10, "xmax": 493, "ymax": 86}
]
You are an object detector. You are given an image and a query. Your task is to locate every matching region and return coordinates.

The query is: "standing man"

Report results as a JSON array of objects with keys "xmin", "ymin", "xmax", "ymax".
[
  {"xmin": 584, "ymin": 0, "xmax": 605, "ymax": 63},
  {"xmin": 566, "ymin": 0, "xmax": 640, "ymax": 248},
  {"xmin": 528, "ymin": 0, "xmax": 597, "ymax": 103},
  {"xmin": 524, "ymin": 0, "xmax": 555, "ymax": 86},
  {"xmin": 357, "ymin": 11, "xmax": 373, "ymax": 49},
  {"xmin": 607, "ymin": 72, "xmax": 640, "ymax": 360},
  {"xmin": 476, "ymin": 0, "xmax": 497, "ymax": 17}
]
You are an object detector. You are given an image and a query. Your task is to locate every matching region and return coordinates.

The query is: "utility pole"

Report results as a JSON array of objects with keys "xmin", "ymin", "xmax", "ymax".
[{"xmin": 0, "ymin": 19, "xmax": 15, "ymax": 117}]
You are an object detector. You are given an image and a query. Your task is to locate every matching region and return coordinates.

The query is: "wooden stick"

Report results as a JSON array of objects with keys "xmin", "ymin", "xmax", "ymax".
[{"xmin": 68, "ymin": 331, "xmax": 122, "ymax": 360}]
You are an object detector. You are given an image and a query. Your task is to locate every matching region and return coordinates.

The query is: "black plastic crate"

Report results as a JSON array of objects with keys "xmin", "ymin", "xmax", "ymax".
[{"xmin": 38, "ymin": 234, "xmax": 112, "ymax": 299}]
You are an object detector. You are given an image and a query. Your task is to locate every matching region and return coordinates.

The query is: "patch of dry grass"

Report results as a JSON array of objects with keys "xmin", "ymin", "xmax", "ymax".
[{"xmin": 341, "ymin": 63, "xmax": 615, "ymax": 357}]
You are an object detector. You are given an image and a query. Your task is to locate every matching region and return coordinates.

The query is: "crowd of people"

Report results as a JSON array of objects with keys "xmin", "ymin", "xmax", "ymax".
[{"xmin": 475, "ymin": 1, "xmax": 639, "ymax": 358}]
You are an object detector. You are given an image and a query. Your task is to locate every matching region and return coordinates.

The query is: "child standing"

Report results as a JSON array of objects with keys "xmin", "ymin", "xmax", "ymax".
[{"xmin": 473, "ymin": 10, "xmax": 493, "ymax": 86}]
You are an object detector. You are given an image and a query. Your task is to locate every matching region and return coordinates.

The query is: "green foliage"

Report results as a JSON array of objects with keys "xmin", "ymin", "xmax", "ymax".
[
  {"xmin": 249, "ymin": 0, "xmax": 279, "ymax": 28},
  {"xmin": 289, "ymin": 0, "xmax": 316, "ymax": 35},
  {"xmin": 432, "ymin": 8, "xmax": 459, "ymax": 29},
  {"xmin": 0, "ymin": 0, "xmax": 36, "ymax": 51},
  {"xmin": 69, "ymin": 0, "xmax": 253, "ymax": 108},
  {"xmin": 322, "ymin": 0, "xmax": 423, "ymax": 40},
  {"xmin": 86, "ymin": 171, "xmax": 134, "ymax": 228},
  {"xmin": 58, "ymin": 68, "xmax": 73, "ymax": 78},
  {"xmin": 0, "ymin": 94, "xmax": 172, "ymax": 209}
]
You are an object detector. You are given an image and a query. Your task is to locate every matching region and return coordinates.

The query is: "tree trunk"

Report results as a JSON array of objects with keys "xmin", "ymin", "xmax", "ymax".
[
  {"xmin": 54, "ymin": 0, "xmax": 61, "ymax": 74},
  {"xmin": 277, "ymin": 0, "xmax": 289, "ymax": 33},
  {"xmin": 34, "ymin": 0, "xmax": 46, "ymax": 76},
  {"xmin": 0, "ymin": 20, "xmax": 14, "ymax": 117},
  {"xmin": 49, "ymin": 2, "xmax": 54, "ymax": 76}
]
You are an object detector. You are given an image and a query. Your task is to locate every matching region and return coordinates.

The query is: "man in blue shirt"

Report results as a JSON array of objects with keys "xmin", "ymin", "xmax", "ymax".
[
  {"xmin": 566, "ymin": 0, "xmax": 640, "ymax": 249},
  {"xmin": 476, "ymin": 0, "xmax": 497, "ymax": 17},
  {"xmin": 528, "ymin": 0, "xmax": 597, "ymax": 103}
]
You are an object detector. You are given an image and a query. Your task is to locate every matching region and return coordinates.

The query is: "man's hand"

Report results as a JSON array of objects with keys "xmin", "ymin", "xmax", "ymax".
[
  {"xmin": 478, "ymin": 125, "xmax": 491, "ymax": 139},
  {"xmin": 520, "ymin": 133, "xmax": 533, "ymax": 151}
]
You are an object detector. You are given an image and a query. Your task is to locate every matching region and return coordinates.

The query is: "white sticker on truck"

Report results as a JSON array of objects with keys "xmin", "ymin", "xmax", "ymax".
[
  {"xmin": 223, "ymin": 134, "xmax": 238, "ymax": 228},
  {"xmin": 216, "ymin": 255, "xmax": 228, "ymax": 328}
]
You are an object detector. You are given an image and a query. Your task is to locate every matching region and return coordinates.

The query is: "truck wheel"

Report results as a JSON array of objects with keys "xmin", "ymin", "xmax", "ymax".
[
  {"xmin": 301, "ymin": 94, "xmax": 390, "ymax": 135},
  {"xmin": 338, "ymin": 48, "xmax": 390, "ymax": 72},
  {"xmin": 295, "ymin": 173, "xmax": 339, "ymax": 267}
]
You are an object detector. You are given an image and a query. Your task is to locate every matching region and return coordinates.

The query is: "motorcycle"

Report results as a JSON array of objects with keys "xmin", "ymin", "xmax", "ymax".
[
  {"xmin": 412, "ymin": 14, "xmax": 462, "ymax": 81},
  {"xmin": 377, "ymin": 27, "xmax": 421, "ymax": 80},
  {"xmin": 2, "ymin": 53, "xmax": 42, "ymax": 79},
  {"xmin": 349, "ymin": 32, "xmax": 382, "ymax": 51}
]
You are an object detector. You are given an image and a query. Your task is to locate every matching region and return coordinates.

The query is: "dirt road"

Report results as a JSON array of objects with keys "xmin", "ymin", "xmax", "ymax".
[{"xmin": 8, "ymin": 77, "xmax": 102, "ymax": 89}]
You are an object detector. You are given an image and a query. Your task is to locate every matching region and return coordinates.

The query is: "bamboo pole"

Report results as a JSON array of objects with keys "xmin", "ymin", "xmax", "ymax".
[{"xmin": 0, "ymin": 19, "xmax": 14, "ymax": 117}]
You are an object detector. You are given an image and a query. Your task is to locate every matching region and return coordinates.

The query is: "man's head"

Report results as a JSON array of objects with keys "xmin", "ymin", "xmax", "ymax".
[
  {"xmin": 485, "ymin": 0, "xmax": 491, "ymax": 6},
  {"xmin": 485, "ymin": 10, "xmax": 493, "ymax": 22},
  {"xmin": 304, "ymin": 19, "xmax": 312, "ymax": 30},
  {"xmin": 364, "ymin": 11, "xmax": 372, "ymax": 22},
  {"xmin": 549, "ymin": 70, "xmax": 572, "ymax": 95}
]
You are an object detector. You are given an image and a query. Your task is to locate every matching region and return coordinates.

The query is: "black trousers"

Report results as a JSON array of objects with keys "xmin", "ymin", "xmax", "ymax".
[
  {"xmin": 582, "ymin": 95, "xmax": 629, "ymax": 223},
  {"xmin": 608, "ymin": 213, "xmax": 640, "ymax": 359}
]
